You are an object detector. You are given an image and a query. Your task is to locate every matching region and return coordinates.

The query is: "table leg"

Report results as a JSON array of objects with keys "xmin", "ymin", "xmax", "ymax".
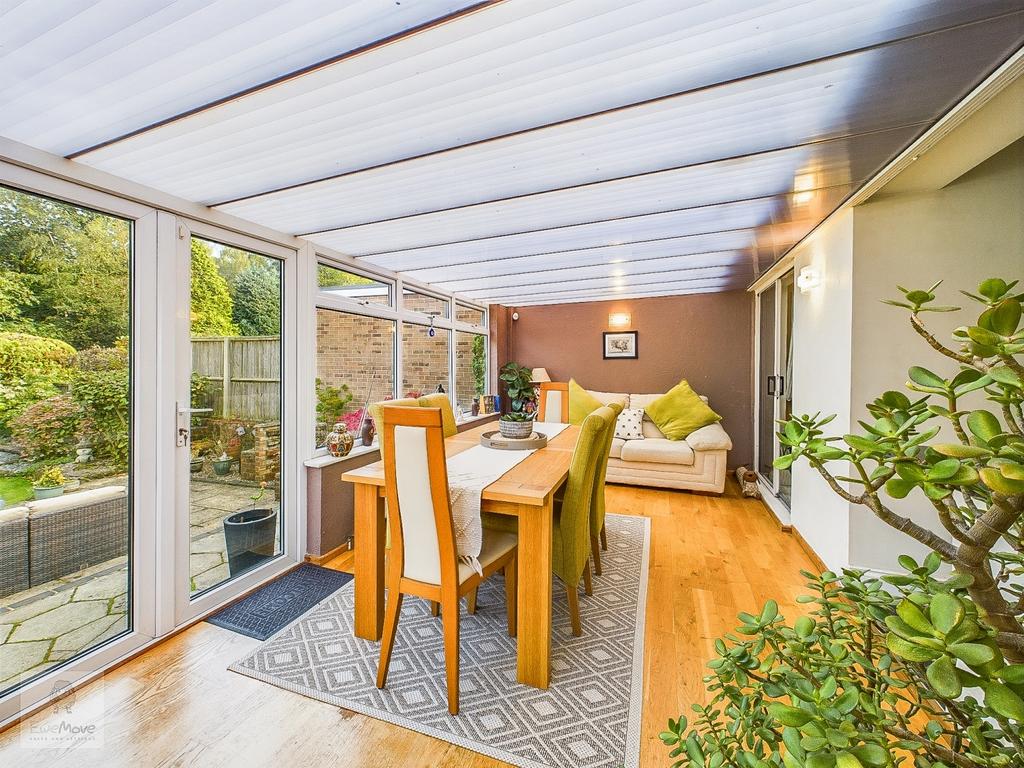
[
  {"xmin": 516, "ymin": 499, "xmax": 553, "ymax": 688},
  {"xmin": 354, "ymin": 484, "xmax": 386, "ymax": 640}
]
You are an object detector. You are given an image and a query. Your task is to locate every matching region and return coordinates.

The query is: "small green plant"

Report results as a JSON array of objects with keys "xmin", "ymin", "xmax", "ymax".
[
  {"xmin": 499, "ymin": 362, "xmax": 536, "ymax": 421},
  {"xmin": 34, "ymin": 467, "xmax": 66, "ymax": 488},
  {"xmin": 251, "ymin": 481, "xmax": 267, "ymax": 507},
  {"xmin": 316, "ymin": 378, "xmax": 353, "ymax": 426}
]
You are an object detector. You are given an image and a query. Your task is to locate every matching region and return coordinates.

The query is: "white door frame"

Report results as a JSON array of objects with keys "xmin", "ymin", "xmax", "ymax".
[
  {"xmin": 0, "ymin": 162, "xmax": 158, "ymax": 724},
  {"xmin": 171, "ymin": 218, "xmax": 302, "ymax": 625}
]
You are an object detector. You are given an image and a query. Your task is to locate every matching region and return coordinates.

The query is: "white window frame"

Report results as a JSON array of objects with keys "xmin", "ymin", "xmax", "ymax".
[{"xmin": 308, "ymin": 249, "xmax": 489, "ymax": 456}]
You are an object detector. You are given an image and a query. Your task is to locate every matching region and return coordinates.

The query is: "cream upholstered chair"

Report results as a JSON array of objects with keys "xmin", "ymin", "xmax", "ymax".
[
  {"xmin": 537, "ymin": 381, "xmax": 569, "ymax": 423},
  {"xmin": 376, "ymin": 405, "xmax": 518, "ymax": 715}
]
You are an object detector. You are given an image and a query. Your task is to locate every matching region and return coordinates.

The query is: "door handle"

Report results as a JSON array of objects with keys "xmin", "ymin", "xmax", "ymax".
[{"xmin": 176, "ymin": 403, "xmax": 213, "ymax": 447}]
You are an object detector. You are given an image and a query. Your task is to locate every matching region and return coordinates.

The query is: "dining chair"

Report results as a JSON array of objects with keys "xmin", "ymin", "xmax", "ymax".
[
  {"xmin": 368, "ymin": 397, "xmax": 420, "ymax": 444},
  {"xmin": 537, "ymin": 381, "xmax": 569, "ymax": 423},
  {"xmin": 590, "ymin": 401, "xmax": 622, "ymax": 576},
  {"xmin": 376, "ymin": 405, "xmax": 518, "ymax": 715},
  {"xmin": 417, "ymin": 392, "xmax": 458, "ymax": 437},
  {"xmin": 553, "ymin": 406, "xmax": 615, "ymax": 635}
]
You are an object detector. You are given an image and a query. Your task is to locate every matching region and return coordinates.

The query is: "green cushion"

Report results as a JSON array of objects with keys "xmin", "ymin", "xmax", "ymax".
[
  {"xmin": 568, "ymin": 379, "xmax": 602, "ymax": 425},
  {"xmin": 645, "ymin": 380, "xmax": 721, "ymax": 440}
]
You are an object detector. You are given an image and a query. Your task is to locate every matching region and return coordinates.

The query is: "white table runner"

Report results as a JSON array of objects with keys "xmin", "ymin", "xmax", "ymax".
[{"xmin": 448, "ymin": 422, "xmax": 570, "ymax": 573}]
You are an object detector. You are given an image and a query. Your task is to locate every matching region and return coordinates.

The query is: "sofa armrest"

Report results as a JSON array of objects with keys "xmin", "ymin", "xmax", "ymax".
[{"xmin": 685, "ymin": 422, "xmax": 733, "ymax": 451}]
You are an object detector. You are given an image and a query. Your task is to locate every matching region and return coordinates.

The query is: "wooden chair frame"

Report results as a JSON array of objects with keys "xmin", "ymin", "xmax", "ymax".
[
  {"xmin": 537, "ymin": 381, "xmax": 569, "ymax": 423},
  {"xmin": 377, "ymin": 406, "xmax": 517, "ymax": 715}
]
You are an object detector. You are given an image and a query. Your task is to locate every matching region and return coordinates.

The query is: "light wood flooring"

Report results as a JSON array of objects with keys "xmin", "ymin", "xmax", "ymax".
[{"xmin": 0, "ymin": 481, "xmax": 814, "ymax": 767}]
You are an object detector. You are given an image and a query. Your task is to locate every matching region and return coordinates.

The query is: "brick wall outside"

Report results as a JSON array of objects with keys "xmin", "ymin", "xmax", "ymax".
[{"xmin": 316, "ymin": 300, "xmax": 487, "ymax": 432}]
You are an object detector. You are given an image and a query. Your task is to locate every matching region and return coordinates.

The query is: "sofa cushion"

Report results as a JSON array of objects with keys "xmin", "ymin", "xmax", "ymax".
[
  {"xmin": 609, "ymin": 437, "xmax": 625, "ymax": 459},
  {"xmin": 585, "ymin": 389, "xmax": 629, "ymax": 409},
  {"xmin": 26, "ymin": 485, "xmax": 127, "ymax": 515},
  {"xmin": 644, "ymin": 380, "xmax": 721, "ymax": 440},
  {"xmin": 619, "ymin": 437, "xmax": 695, "ymax": 466},
  {"xmin": 568, "ymin": 379, "xmax": 602, "ymax": 424},
  {"xmin": 614, "ymin": 408, "xmax": 645, "ymax": 440},
  {"xmin": 685, "ymin": 422, "xmax": 733, "ymax": 451}
]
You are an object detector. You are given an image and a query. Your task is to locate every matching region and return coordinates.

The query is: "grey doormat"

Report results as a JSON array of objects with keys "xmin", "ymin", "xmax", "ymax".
[
  {"xmin": 208, "ymin": 563, "xmax": 353, "ymax": 640},
  {"xmin": 229, "ymin": 514, "xmax": 650, "ymax": 768}
]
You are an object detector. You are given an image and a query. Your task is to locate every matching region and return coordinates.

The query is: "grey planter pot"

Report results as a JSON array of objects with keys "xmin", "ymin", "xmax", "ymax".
[
  {"xmin": 212, "ymin": 459, "xmax": 233, "ymax": 476},
  {"xmin": 32, "ymin": 485, "xmax": 65, "ymax": 500},
  {"xmin": 498, "ymin": 419, "xmax": 534, "ymax": 439}
]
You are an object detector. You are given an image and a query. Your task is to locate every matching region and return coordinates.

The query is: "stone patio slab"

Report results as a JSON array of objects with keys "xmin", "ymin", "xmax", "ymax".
[
  {"xmin": 9, "ymin": 600, "xmax": 109, "ymax": 643},
  {"xmin": 0, "ymin": 640, "xmax": 51, "ymax": 683},
  {"xmin": 72, "ymin": 570, "xmax": 129, "ymax": 602},
  {"xmin": 2, "ymin": 592, "xmax": 71, "ymax": 626}
]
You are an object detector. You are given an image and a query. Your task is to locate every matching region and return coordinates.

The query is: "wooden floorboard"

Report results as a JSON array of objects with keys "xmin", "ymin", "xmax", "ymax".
[{"xmin": 0, "ymin": 480, "xmax": 814, "ymax": 767}]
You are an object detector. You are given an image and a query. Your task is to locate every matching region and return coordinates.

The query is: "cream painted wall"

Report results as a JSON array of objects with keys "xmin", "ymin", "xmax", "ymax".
[
  {"xmin": 789, "ymin": 210, "xmax": 855, "ymax": 572},
  {"xmin": 847, "ymin": 139, "xmax": 1024, "ymax": 573}
]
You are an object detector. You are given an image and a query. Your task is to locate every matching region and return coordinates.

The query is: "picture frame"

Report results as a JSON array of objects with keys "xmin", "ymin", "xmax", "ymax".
[{"xmin": 603, "ymin": 331, "xmax": 638, "ymax": 359}]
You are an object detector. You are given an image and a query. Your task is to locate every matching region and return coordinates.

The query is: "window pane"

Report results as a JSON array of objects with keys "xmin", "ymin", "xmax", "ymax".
[
  {"xmin": 455, "ymin": 303, "xmax": 485, "ymax": 326},
  {"xmin": 455, "ymin": 331, "xmax": 487, "ymax": 416},
  {"xmin": 315, "ymin": 309, "xmax": 395, "ymax": 447},
  {"xmin": 402, "ymin": 287, "xmax": 449, "ymax": 318},
  {"xmin": 189, "ymin": 237, "xmax": 283, "ymax": 595},
  {"xmin": 0, "ymin": 185, "xmax": 131, "ymax": 695},
  {"xmin": 401, "ymin": 324, "xmax": 450, "ymax": 398},
  {"xmin": 318, "ymin": 263, "xmax": 391, "ymax": 305}
]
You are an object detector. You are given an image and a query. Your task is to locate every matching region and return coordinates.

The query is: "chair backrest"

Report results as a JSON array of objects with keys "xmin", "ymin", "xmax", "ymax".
[
  {"xmin": 590, "ymin": 402, "xmax": 622, "ymax": 537},
  {"xmin": 417, "ymin": 393, "xmax": 458, "ymax": 437},
  {"xmin": 554, "ymin": 406, "xmax": 615, "ymax": 584},
  {"xmin": 538, "ymin": 381, "xmax": 569, "ymax": 423},
  {"xmin": 369, "ymin": 397, "xmax": 420, "ymax": 443},
  {"xmin": 380, "ymin": 406, "xmax": 457, "ymax": 587}
]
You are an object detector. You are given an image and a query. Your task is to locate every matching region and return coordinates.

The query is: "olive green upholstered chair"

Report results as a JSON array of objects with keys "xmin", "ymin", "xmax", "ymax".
[
  {"xmin": 417, "ymin": 393, "xmax": 458, "ymax": 438},
  {"xmin": 552, "ymin": 406, "xmax": 615, "ymax": 635},
  {"xmin": 590, "ymin": 401, "xmax": 622, "ymax": 576},
  {"xmin": 368, "ymin": 398, "xmax": 420, "ymax": 444}
]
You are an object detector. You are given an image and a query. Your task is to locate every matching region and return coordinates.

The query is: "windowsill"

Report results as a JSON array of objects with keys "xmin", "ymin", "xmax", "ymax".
[
  {"xmin": 457, "ymin": 412, "xmax": 499, "ymax": 427},
  {"xmin": 304, "ymin": 441, "xmax": 380, "ymax": 469},
  {"xmin": 304, "ymin": 413, "xmax": 497, "ymax": 469}
]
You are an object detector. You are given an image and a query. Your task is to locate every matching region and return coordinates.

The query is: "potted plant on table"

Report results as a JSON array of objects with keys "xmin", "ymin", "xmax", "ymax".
[
  {"xmin": 32, "ymin": 467, "xmax": 67, "ymax": 500},
  {"xmin": 498, "ymin": 362, "xmax": 538, "ymax": 439}
]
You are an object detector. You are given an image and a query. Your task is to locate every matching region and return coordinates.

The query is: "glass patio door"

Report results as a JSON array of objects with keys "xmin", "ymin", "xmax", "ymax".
[
  {"xmin": 174, "ymin": 221, "xmax": 296, "ymax": 622},
  {"xmin": 755, "ymin": 270, "xmax": 795, "ymax": 516}
]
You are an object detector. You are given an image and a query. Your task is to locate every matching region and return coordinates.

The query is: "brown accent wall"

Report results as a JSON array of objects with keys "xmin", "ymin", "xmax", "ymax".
[{"xmin": 504, "ymin": 291, "xmax": 754, "ymax": 467}]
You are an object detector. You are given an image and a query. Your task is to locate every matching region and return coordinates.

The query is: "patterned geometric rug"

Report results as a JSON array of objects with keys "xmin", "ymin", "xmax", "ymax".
[{"xmin": 229, "ymin": 513, "xmax": 650, "ymax": 768}]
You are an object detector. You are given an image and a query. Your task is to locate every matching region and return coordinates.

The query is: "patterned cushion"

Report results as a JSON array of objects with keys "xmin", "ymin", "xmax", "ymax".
[{"xmin": 614, "ymin": 408, "xmax": 645, "ymax": 441}]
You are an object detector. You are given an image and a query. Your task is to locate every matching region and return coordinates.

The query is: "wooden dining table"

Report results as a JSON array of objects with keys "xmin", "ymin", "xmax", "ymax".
[{"xmin": 341, "ymin": 420, "xmax": 579, "ymax": 690}]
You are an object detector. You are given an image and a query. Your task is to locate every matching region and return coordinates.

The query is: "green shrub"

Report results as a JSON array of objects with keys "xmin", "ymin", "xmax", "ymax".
[
  {"xmin": 316, "ymin": 378, "xmax": 353, "ymax": 426},
  {"xmin": 75, "ymin": 339, "xmax": 128, "ymax": 371},
  {"xmin": 0, "ymin": 332, "xmax": 76, "ymax": 433},
  {"xmin": 73, "ymin": 368, "xmax": 129, "ymax": 467},
  {"xmin": 232, "ymin": 264, "xmax": 281, "ymax": 335},
  {"xmin": 10, "ymin": 394, "xmax": 80, "ymax": 460}
]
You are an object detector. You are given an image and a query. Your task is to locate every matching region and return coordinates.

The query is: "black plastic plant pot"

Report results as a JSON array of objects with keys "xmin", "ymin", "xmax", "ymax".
[{"xmin": 223, "ymin": 508, "xmax": 278, "ymax": 576}]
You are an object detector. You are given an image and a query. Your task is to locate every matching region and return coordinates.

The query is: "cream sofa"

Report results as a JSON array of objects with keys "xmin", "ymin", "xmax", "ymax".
[{"xmin": 585, "ymin": 389, "xmax": 733, "ymax": 493}]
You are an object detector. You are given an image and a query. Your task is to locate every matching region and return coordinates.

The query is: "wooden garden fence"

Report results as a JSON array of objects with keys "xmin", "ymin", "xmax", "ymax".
[{"xmin": 191, "ymin": 336, "xmax": 280, "ymax": 421}]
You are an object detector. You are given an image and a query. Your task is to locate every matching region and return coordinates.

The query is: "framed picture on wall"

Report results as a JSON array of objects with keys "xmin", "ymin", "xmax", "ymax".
[{"xmin": 603, "ymin": 331, "xmax": 638, "ymax": 359}]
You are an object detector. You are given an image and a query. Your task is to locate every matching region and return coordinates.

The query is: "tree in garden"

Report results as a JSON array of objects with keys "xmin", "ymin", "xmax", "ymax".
[
  {"xmin": 190, "ymin": 239, "xmax": 238, "ymax": 336},
  {"xmin": 663, "ymin": 278, "xmax": 1024, "ymax": 768},
  {"xmin": 232, "ymin": 263, "xmax": 281, "ymax": 335},
  {"xmin": 0, "ymin": 331, "xmax": 76, "ymax": 435},
  {"xmin": 0, "ymin": 186, "xmax": 130, "ymax": 348}
]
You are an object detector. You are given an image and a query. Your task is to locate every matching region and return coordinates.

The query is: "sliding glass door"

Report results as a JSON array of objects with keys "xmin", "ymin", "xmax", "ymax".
[{"xmin": 755, "ymin": 270, "xmax": 795, "ymax": 515}]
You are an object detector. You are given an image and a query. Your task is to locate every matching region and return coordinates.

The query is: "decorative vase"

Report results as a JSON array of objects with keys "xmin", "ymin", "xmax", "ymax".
[
  {"xmin": 498, "ymin": 419, "xmax": 534, "ymax": 439},
  {"xmin": 360, "ymin": 416, "xmax": 376, "ymax": 447},
  {"xmin": 326, "ymin": 423, "xmax": 354, "ymax": 457},
  {"xmin": 75, "ymin": 447, "xmax": 94, "ymax": 463}
]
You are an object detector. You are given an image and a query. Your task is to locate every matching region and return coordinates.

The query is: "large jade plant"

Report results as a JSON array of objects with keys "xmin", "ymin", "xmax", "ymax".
[{"xmin": 663, "ymin": 278, "xmax": 1024, "ymax": 768}]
